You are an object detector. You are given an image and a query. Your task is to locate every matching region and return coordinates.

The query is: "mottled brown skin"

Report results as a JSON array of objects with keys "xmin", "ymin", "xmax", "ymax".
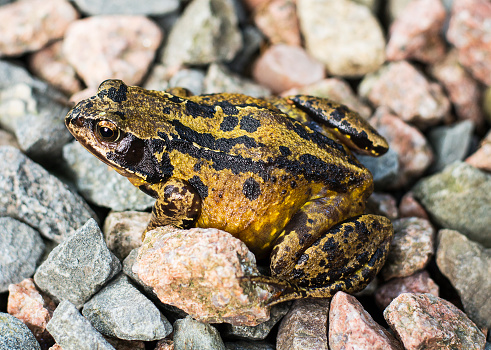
[{"xmin": 65, "ymin": 80, "xmax": 394, "ymax": 305}]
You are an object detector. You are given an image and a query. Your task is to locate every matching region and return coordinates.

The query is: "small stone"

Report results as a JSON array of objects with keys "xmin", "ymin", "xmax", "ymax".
[
  {"xmin": 225, "ymin": 340, "xmax": 275, "ymax": 350},
  {"xmin": 369, "ymin": 107, "xmax": 434, "ymax": 188},
  {"xmin": 384, "ymin": 293, "xmax": 486, "ymax": 350},
  {"xmin": 133, "ymin": 226, "xmax": 271, "ymax": 326},
  {"xmin": 412, "ymin": 161, "xmax": 491, "ymax": 247},
  {"xmin": 398, "ymin": 192, "xmax": 429, "ymax": 220},
  {"xmin": 466, "ymin": 130, "xmax": 491, "ymax": 172},
  {"xmin": 103, "ymin": 211, "xmax": 150, "ymax": 260},
  {"xmin": 360, "ymin": 61, "xmax": 450, "ymax": 127},
  {"xmin": 297, "ymin": 0, "xmax": 385, "ymax": 77},
  {"xmin": 34, "ymin": 219, "xmax": 121, "ymax": 308},
  {"xmin": 72, "ymin": 0, "xmax": 179, "ymax": 15},
  {"xmin": 155, "ymin": 339, "xmax": 174, "ymax": 350},
  {"xmin": 7, "ymin": 278, "xmax": 56, "ymax": 347},
  {"xmin": 329, "ymin": 292, "xmax": 403, "ymax": 350},
  {"xmin": 82, "ymin": 274, "xmax": 172, "ymax": 341},
  {"xmin": 447, "ymin": 0, "xmax": 491, "ymax": 86},
  {"xmin": 387, "ymin": 0, "xmax": 413, "ymax": 22},
  {"xmin": 281, "ymin": 78, "xmax": 371, "ymax": 119},
  {"xmin": 105, "ymin": 338, "xmax": 145, "ymax": 350},
  {"xmin": 63, "ymin": 141, "xmax": 155, "ymax": 211},
  {"xmin": 0, "ymin": 146, "xmax": 95, "ymax": 242},
  {"xmin": 386, "ymin": 0, "xmax": 446, "ymax": 63},
  {"xmin": 252, "ymin": 44, "xmax": 324, "ymax": 94},
  {"xmin": 28, "ymin": 41, "xmax": 82, "ymax": 96},
  {"xmin": 161, "ymin": 0, "xmax": 242, "ymax": 70},
  {"xmin": 168, "ymin": 68, "xmax": 206, "ymax": 96},
  {"xmin": 428, "ymin": 120, "xmax": 474, "ymax": 173},
  {"xmin": 63, "ymin": 16, "xmax": 163, "ymax": 87},
  {"xmin": 366, "ymin": 192, "xmax": 399, "ymax": 221},
  {"xmin": 173, "ymin": 315, "xmax": 226, "ymax": 350},
  {"xmin": 46, "ymin": 300, "xmax": 115, "ymax": 350},
  {"xmin": 357, "ymin": 148, "xmax": 400, "ymax": 190},
  {"xmin": 429, "ymin": 50, "xmax": 485, "ymax": 128},
  {"xmin": 253, "ymin": 0, "xmax": 301, "ymax": 46},
  {"xmin": 0, "ymin": 217, "xmax": 44, "ymax": 292},
  {"xmin": 436, "ymin": 229, "xmax": 491, "ymax": 329},
  {"xmin": 276, "ymin": 299, "xmax": 329, "ymax": 350},
  {"xmin": 0, "ymin": 129, "xmax": 19, "ymax": 148},
  {"xmin": 0, "ymin": 312, "xmax": 41, "ymax": 350},
  {"xmin": 375, "ymin": 271, "xmax": 439, "ymax": 310},
  {"xmin": 381, "ymin": 217, "xmax": 435, "ymax": 280},
  {"xmin": 0, "ymin": 0, "xmax": 79, "ymax": 57}
]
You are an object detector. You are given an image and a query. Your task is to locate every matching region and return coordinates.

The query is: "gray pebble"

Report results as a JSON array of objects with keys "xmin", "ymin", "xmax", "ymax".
[
  {"xmin": 82, "ymin": 274, "xmax": 172, "ymax": 341},
  {"xmin": 358, "ymin": 148, "xmax": 400, "ymax": 190},
  {"xmin": 225, "ymin": 340, "xmax": 275, "ymax": 350},
  {"xmin": 174, "ymin": 315, "xmax": 226, "ymax": 350},
  {"xmin": 72, "ymin": 0, "xmax": 179, "ymax": 15},
  {"xmin": 0, "ymin": 146, "xmax": 95, "ymax": 243},
  {"xmin": 0, "ymin": 217, "xmax": 45, "ymax": 292},
  {"xmin": 0, "ymin": 312, "xmax": 41, "ymax": 350},
  {"xmin": 34, "ymin": 219, "xmax": 121, "ymax": 308},
  {"xmin": 46, "ymin": 300, "xmax": 115, "ymax": 350}
]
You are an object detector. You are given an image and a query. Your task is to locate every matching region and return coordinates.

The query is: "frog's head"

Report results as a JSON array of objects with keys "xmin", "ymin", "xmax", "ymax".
[{"xmin": 65, "ymin": 79, "xmax": 175, "ymax": 186}]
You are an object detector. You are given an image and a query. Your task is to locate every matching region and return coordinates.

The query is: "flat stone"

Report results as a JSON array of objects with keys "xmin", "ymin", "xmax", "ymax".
[
  {"xmin": 0, "ymin": 0, "xmax": 78, "ymax": 57},
  {"xmin": 173, "ymin": 315, "xmax": 226, "ymax": 350},
  {"xmin": 161, "ymin": 0, "xmax": 242, "ymax": 69},
  {"xmin": 46, "ymin": 300, "xmax": 115, "ymax": 350},
  {"xmin": 0, "ymin": 146, "xmax": 95, "ymax": 242},
  {"xmin": 133, "ymin": 226, "xmax": 271, "ymax": 326},
  {"xmin": 329, "ymin": 292, "xmax": 403, "ymax": 350},
  {"xmin": 34, "ymin": 219, "xmax": 121, "ymax": 308},
  {"xmin": 82, "ymin": 274, "xmax": 172, "ymax": 341},
  {"xmin": 253, "ymin": 0, "xmax": 301, "ymax": 46},
  {"xmin": 384, "ymin": 293, "xmax": 486, "ymax": 350},
  {"xmin": 72, "ymin": 0, "xmax": 179, "ymax": 15},
  {"xmin": 276, "ymin": 299, "xmax": 329, "ymax": 350},
  {"xmin": 381, "ymin": 217, "xmax": 435, "ymax": 280},
  {"xmin": 436, "ymin": 229, "xmax": 491, "ymax": 329},
  {"xmin": 412, "ymin": 161, "xmax": 491, "ymax": 247},
  {"xmin": 357, "ymin": 148, "xmax": 400, "ymax": 190},
  {"xmin": 63, "ymin": 16, "xmax": 163, "ymax": 87},
  {"xmin": 63, "ymin": 141, "xmax": 155, "ymax": 211},
  {"xmin": 0, "ymin": 312, "xmax": 41, "ymax": 350},
  {"xmin": 0, "ymin": 217, "xmax": 44, "ymax": 292}
]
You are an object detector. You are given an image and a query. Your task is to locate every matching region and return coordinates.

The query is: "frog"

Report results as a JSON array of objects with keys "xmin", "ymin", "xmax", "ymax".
[{"xmin": 65, "ymin": 79, "xmax": 393, "ymax": 305}]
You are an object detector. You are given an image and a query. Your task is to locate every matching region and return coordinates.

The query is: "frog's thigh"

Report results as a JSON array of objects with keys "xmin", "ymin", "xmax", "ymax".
[{"xmin": 144, "ymin": 178, "xmax": 201, "ymax": 236}]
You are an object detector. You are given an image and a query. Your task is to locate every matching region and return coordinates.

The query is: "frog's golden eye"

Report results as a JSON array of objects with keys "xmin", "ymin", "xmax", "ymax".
[{"xmin": 95, "ymin": 120, "xmax": 121, "ymax": 143}]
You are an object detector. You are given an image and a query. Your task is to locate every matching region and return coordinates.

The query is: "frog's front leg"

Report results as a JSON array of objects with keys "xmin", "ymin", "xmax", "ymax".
[{"xmin": 142, "ymin": 178, "xmax": 201, "ymax": 238}]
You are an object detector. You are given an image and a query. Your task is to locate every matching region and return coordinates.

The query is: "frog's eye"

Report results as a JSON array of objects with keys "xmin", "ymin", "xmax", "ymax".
[{"xmin": 95, "ymin": 120, "xmax": 121, "ymax": 143}]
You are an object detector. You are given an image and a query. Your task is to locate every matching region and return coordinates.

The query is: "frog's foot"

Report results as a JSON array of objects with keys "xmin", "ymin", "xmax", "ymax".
[{"xmin": 260, "ymin": 215, "xmax": 393, "ymax": 305}]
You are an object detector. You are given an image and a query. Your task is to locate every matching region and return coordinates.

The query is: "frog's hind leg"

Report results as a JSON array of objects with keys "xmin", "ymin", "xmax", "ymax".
[{"xmin": 254, "ymin": 214, "xmax": 393, "ymax": 305}]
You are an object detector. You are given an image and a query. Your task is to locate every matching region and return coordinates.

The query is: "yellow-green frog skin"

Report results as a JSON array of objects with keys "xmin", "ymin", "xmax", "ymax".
[{"xmin": 65, "ymin": 80, "xmax": 393, "ymax": 305}]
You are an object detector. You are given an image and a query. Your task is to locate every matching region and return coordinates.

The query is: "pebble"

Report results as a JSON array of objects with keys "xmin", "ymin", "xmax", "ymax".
[
  {"xmin": 63, "ymin": 15, "xmax": 163, "ymax": 87},
  {"xmin": 0, "ymin": 0, "xmax": 78, "ymax": 57},
  {"xmin": 369, "ymin": 107, "xmax": 434, "ymax": 188},
  {"xmin": 0, "ymin": 129, "xmax": 19, "ymax": 148},
  {"xmin": 329, "ymin": 292, "xmax": 403, "ymax": 350},
  {"xmin": 133, "ymin": 226, "xmax": 271, "ymax": 326},
  {"xmin": 155, "ymin": 339, "xmax": 174, "ymax": 350},
  {"xmin": 253, "ymin": 0, "xmax": 301, "ymax": 46},
  {"xmin": 374, "ymin": 271, "xmax": 439, "ymax": 309},
  {"xmin": 28, "ymin": 41, "xmax": 82, "ymax": 96},
  {"xmin": 428, "ymin": 120, "xmax": 474, "ymax": 173},
  {"xmin": 173, "ymin": 315, "xmax": 226, "ymax": 350},
  {"xmin": 47, "ymin": 300, "xmax": 116, "ymax": 350},
  {"xmin": 252, "ymin": 44, "xmax": 325, "ymax": 94},
  {"xmin": 0, "ymin": 61, "xmax": 72, "ymax": 161},
  {"xmin": 387, "ymin": 0, "xmax": 413, "ymax": 22},
  {"xmin": 225, "ymin": 340, "xmax": 275, "ymax": 350},
  {"xmin": 72, "ymin": 0, "xmax": 179, "ymax": 15},
  {"xmin": 0, "ymin": 146, "xmax": 95, "ymax": 243},
  {"xmin": 168, "ymin": 68, "xmax": 206, "ymax": 96},
  {"xmin": 447, "ymin": 0, "xmax": 491, "ymax": 86},
  {"xmin": 0, "ymin": 312, "xmax": 41, "ymax": 350},
  {"xmin": 384, "ymin": 293, "xmax": 486, "ymax": 350},
  {"xmin": 0, "ymin": 217, "xmax": 44, "ymax": 292},
  {"xmin": 398, "ymin": 192, "xmax": 429, "ymax": 220},
  {"xmin": 412, "ymin": 161, "xmax": 491, "ymax": 248},
  {"xmin": 381, "ymin": 217, "xmax": 435, "ymax": 280},
  {"xmin": 160, "ymin": 0, "xmax": 242, "ymax": 70},
  {"xmin": 359, "ymin": 61, "xmax": 450, "ymax": 127},
  {"xmin": 357, "ymin": 148, "xmax": 400, "ymax": 190},
  {"xmin": 63, "ymin": 141, "xmax": 155, "ymax": 211},
  {"xmin": 105, "ymin": 338, "xmax": 145, "ymax": 350},
  {"xmin": 429, "ymin": 50, "xmax": 485, "ymax": 128},
  {"xmin": 276, "ymin": 299, "xmax": 329, "ymax": 350},
  {"xmin": 82, "ymin": 274, "xmax": 172, "ymax": 341},
  {"xmin": 386, "ymin": 0, "xmax": 446, "ymax": 63},
  {"xmin": 34, "ymin": 219, "xmax": 121, "ymax": 308},
  {"xmin": 366, "ymin": 192, "xmax": 399, "ymax": 221},
  {"xmin": 436, "ymin": 229, "xmax": 491, "ymax": 329},
  {"xmin": 103, "ymin": 211, "xmax": 150, "ymax": 260},
  {"xmin": 297, "ymin": 0, "xmax": 385, "ymax": 77},
  {"xmin": 466, "ymin": 131, "xmax": 491, "ymax": 172}
]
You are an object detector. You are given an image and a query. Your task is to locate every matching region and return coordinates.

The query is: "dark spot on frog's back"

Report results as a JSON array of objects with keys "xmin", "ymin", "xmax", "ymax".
[
  {"xmin": 188, "ymin": 175, "xmax": 208, "ymax": 199},
  {"xmin": 220, "ymin": 116, "xmax": 239, "ymax": 132},
  {"xmin": 242, "ymin": 177, "xmax": 261, "ymax": 200},
  {"xmin": 279, "ymin": 146, "xmax": 291, "ymax": 156},
  {"xmin": 239, "ymin": 115, "xmax": 261, "ymax": 133},
  {"xmin": 98, "ymin": 83, "xmax": 128, "ymax": 103},
  {"xmin": 185, "ymin": 100, "xmax": 215, "ymax": 119},
  {"xmin": 216, "ymin": 101, "xmax": 239, "ymax": 115}
]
